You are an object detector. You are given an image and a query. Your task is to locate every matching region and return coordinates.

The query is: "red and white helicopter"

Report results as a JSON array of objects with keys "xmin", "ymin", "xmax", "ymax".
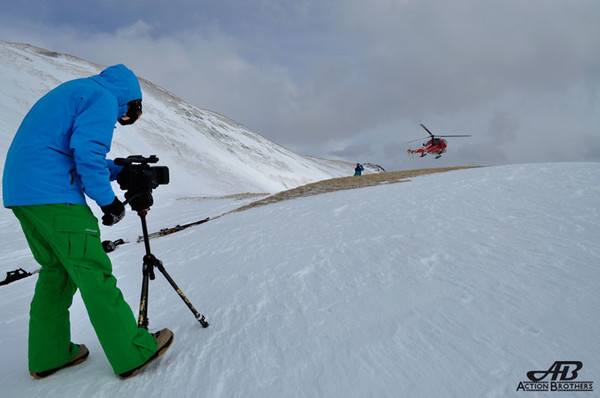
[{"xmin": 407, "ymin": 123, "xmax": 471, "ymax": 159}]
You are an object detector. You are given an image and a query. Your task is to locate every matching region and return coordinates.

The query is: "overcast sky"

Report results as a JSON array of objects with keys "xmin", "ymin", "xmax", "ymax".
[{"xmin": 1, "ymin": 0, "xmax": 599, "ymax": 170}]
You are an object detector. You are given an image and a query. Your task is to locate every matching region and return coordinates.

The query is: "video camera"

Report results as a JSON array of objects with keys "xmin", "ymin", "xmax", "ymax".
[{"xmin": 114, "ymin": 155, "xmax": 169, "ymax": 212}]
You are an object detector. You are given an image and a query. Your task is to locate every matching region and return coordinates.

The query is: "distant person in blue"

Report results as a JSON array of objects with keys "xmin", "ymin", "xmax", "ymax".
[
  {"xmin": 2, "ymin": 64, "xmax": 173, "ymax": 379},
  {"xmin": 354, "ymin": 163, "xmax": 364, "ymax": 176}
]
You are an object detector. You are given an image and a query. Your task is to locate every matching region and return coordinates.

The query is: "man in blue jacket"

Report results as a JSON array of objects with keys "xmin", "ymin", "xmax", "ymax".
[{"xmin": 2, "ymin": 64, "xmax": 173, "ymax": 379}]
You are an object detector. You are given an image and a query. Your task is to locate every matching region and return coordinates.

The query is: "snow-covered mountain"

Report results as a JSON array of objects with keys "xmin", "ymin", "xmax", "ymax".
[
  {"xmin": 0, "ymin": 40, "xmax": 358, "ymax": 199},
  {"xmin": 0, "ymin": 163, "xmax": 598, "ymax": 397}
]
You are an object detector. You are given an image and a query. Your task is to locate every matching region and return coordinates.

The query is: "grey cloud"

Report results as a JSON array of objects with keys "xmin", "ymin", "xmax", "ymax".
[{"xmin": 1, "ymin": 0, "xmax": 599, "ymax": 170}]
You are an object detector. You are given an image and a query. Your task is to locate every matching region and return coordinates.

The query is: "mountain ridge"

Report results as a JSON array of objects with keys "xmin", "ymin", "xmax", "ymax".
[{"xmin": 0, "ymin": 40, "xmax": 365, "ymax": 199}]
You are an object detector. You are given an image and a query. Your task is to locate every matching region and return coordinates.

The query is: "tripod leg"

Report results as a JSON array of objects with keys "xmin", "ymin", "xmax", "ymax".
[
  {"xmin": 136, "ymin": 211, "xmax": 208, "ymax": 328},
  {"xmin": 138, "ymin": 262, "xmax": 151, "ymax": 329},
  {"xmin": 155, "ymin": 262, "xmax": 209, "ymax": 328},
  {"xmin": 137, "ymin": 254, "xmax": 157, "ymax": 329}
]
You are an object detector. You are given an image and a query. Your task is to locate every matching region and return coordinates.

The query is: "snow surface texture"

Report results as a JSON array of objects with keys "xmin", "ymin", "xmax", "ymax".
[
  {"xmin": 0, "ymin": 163, "xmax": 598, "ymax": 397},
  {"xmin": 0, "ymin": 40, "xmax": 359, "ymax": 198}
]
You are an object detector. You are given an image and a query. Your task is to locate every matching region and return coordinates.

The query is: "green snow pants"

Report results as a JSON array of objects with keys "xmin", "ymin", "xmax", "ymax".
[{"xmin": 12, "ymin": 204, "xmax": 158, "ymax": 375}]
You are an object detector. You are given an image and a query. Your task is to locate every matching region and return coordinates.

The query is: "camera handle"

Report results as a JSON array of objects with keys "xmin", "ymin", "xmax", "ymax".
[{"xmin": 136, "ymin": 210, "xmax": 209, "ymax": 329}]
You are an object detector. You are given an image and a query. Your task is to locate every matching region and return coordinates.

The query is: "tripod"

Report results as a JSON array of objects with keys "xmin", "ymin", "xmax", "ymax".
[{"xmin": 136, "ymin": 209, "xmax": 209, "ymax": 329}]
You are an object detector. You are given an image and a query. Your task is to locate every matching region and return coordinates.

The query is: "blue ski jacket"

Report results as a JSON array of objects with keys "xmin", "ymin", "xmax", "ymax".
[{"xmin": 2, "ymin": 64, "xmax": 141, "ymax": 208}]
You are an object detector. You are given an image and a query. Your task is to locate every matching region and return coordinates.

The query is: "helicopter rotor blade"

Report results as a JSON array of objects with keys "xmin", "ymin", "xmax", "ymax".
[
  {"xmin": 419, "ymin": 123, "xmax": 434, "ymax": 138},
  {"xmin": 436, "ymin": 135, "xmax": 472, "ymax": 138},
  {"xmin": 408, "ymin": 123, "xmax": 471, "ymax": 143},
  {"xmin": 407, "ymin": 136, "xmax": 430, "ymax": 144}
]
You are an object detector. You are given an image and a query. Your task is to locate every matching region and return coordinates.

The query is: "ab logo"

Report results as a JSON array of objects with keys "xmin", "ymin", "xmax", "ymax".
[
  {"xmin": 527, "ymin": 361, "xmax": 582, "ymax": 382},
  {"xmin": 517, "ymin": 361, "xmax": 594, "ymax": 393}
]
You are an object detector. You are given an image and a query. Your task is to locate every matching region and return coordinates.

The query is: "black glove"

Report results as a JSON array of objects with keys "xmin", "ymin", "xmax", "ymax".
[
  {"xmin": 101, "ymin": 197, "xmax": 126, "ymax": 226},
  {"xmin": 102, "ymin": 240, "xmax": 117, "ymax": 253}
]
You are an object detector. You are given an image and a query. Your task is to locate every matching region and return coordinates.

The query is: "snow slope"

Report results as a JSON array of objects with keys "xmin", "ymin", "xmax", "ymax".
[
  {"xmin": 0, "ymin": 163, "xmax": 598, "ymax": 397},
  {"xmin": 0, "ymin": 40, "xmax": 357, "ymax": 198}
]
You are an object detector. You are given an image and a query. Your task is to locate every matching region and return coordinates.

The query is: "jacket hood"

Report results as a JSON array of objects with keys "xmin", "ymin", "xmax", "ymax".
[{"xmin": 89, "ymin": 64, "xmax": 142, "ymax": 116}]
